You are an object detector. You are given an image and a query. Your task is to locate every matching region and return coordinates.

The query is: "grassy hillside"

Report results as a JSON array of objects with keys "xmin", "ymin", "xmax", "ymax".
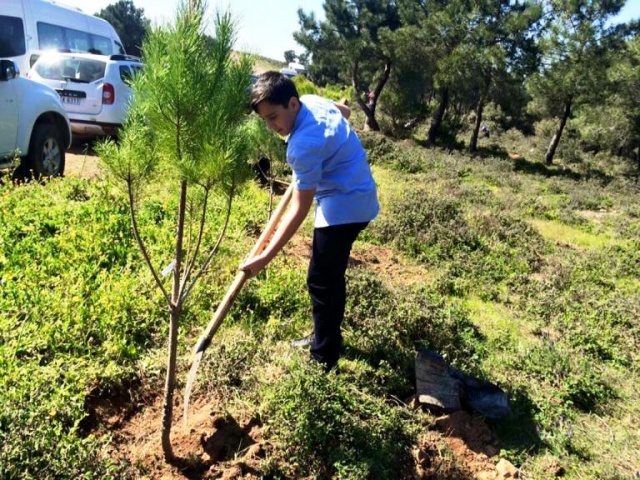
[
  {"xmin": 231, "ymin": 50, "xmax": 285, "ymax": 73},
  {"xmin": 252, "ymin": 53, "xmax": 285, "ymax": 73},
  {"xmin": 1, "ymin": 125, "xmax": 638, "ymax": 479}
]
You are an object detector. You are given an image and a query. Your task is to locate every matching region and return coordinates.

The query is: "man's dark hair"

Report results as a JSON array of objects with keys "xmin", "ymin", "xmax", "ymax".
[{"xmin": 250, "ymin": 71, "xmax": 299, "ymax": 112}]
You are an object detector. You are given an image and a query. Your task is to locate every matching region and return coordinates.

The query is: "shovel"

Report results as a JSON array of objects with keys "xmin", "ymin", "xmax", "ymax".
[{"xmin": 183, "ymin": 182, "xmax": 294, "ymax": 425}]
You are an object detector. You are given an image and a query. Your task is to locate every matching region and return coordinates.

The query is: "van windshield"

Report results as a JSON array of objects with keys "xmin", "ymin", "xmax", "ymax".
[{"xmin": 0, "ymin": 15, "xmax": 26, "ymax": 57}]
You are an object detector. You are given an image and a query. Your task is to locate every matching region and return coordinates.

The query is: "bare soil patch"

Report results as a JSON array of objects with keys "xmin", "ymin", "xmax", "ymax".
[
  {"xmin": 65, "ymin": 138, "xmax": 102, "ymax": 179},
  {"xmin": 286, "ymin": 235, "xmax": 428, "ymax": 286},
  {"xmin": 99, "ymin": 393, "xmax": 267, "ymax": 480},
  {"xmin": 97, "ymin": 391, "xmax": 516, "ymax": 479}
]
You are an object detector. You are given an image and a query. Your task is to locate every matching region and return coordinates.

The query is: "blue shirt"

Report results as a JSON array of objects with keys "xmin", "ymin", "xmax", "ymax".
[{"xmin": 287, "ymin": 94, "xmax": 379, "ymax": 228}]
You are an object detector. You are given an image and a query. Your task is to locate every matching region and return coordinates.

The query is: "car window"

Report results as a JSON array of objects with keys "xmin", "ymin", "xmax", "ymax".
[
  {"xmin": 77, "ymin": 59, "xmax": 105, "ymax": 81},
  {"xmin": 66, "ymin": 29, "xmax": 91, "ymax": 53},
  {"xmin": 119, "ymin": 64, "xmax": 142, "ymax": 85},
  {"xmin": 0, "ymin": 15, "xmax": 26, "ymax": 57},
  {"xmin": 119, "ymin": 65, "xmax": 133, "ymax": 84},
  {"xmin": 34, "ymin": 56, "xmax": 106, "ymax": 82}
]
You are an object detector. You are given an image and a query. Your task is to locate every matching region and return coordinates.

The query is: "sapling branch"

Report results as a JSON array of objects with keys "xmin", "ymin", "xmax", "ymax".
[
  {"xmin": 181, "ymin": 183, "xmax": 235, "ymax": 304},
  {"xmin": 181, "ymin": 187, "xmax": 210, "ymax": 293},
  {"xmin": 127, "ymin": 180, "xmax": 171, "ymax": 306}
]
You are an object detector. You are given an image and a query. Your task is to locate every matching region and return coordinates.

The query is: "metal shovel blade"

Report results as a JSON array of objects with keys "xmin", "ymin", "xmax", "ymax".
[{"xmin": 183, "ymin": 350, "xmax": 203, "ymax": 428}]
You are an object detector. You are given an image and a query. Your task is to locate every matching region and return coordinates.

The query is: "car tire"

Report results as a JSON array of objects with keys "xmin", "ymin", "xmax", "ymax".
[{"xmin": 27, "ymin": 123, "xmax": 65, "ymax": 178}]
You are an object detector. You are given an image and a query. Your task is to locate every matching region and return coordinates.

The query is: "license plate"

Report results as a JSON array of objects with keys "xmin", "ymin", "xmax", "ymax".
[
  {"xmin": 56, "ymin": 89, "xmax": 86, "ymax": 105},
  {"xmin": 61, "ymin": 96, "xmax": 81, "ymax": 105}
]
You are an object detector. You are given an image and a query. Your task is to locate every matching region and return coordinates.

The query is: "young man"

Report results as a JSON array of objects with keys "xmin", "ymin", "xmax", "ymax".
[{"xmin": 240, "ymin": 71, "xmax": 379, "ymax": 371}]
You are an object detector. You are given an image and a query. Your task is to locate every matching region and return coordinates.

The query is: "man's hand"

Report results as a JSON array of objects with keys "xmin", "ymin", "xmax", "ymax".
[
  {"xmin": 335, "ymin": 101, "xmax": 351, "ymax": 120},
  {"xmin": 239, "ymin": 253, "xmax": 269, "ymax": 278},
  {"xmin": 238, "ymin": 188, "xmax": 315, "ymax": 279}
]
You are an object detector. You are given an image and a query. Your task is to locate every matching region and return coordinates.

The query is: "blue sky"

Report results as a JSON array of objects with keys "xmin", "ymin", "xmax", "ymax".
[
  {"xmin": 615, "ymin": 1, "xmax": 640, "ymax": 25},
  {"xmin": 62, "ymin": 0, "xmax": 325, "ymax": 61},
  {"xmin": 62, "ymin": 0, "xmax": 639, "ymax": 61}
]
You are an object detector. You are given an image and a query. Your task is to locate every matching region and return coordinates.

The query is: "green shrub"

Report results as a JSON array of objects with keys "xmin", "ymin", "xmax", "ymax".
[
  {"xmin": 293, "ymin": 75, "xmax": 352, "ymax": 101},
  {"xmin": 262, "ymin": 359, "xmax": 418, "ymax": 479},
  {"xmin": 358, "ymin": 130, "xmax": 404, "ymax": 167},
  {"xmin": 233, "ymin": 266, "xmax": 310, "ymax": 338},
  {"xmin": 344, "ymin": 269, "xmax": 485, "ymax": 395},
  {"xmin": 0, "ymin": 179, "xmax": 172, "ymax": 476},
  {"xmin": 373, "ymin": 188, "xmax": 546, "ymax": 299},
  {"xmin": 0, "ymin": 361, "xmax": 126, "ymax": 480},
  {"xmin": 373, "ymin": 188, "xmax": 480, "ymax": 263},
  {"xmin": 517, "ymin": 250, "xmax": 640, "ymax": 367},
  {"xmin": 567, "ymin": 180, "xmax": 614, "ymax": 211},
  {"xmin": 197, "ymin": 327, "xmax": 264, "ymax": 397},
  {"xmin": 514, "ymin": 340, "xmax": 615, "ymax": 413}
]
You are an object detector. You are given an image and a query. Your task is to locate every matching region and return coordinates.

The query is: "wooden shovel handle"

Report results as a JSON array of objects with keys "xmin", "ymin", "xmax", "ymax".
[{"xmin": 192, "ymin": 183, "xmax": 294, "ymax": 355}]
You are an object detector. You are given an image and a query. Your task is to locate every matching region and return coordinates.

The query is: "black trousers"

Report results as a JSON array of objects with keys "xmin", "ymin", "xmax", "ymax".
[{"xmin": 307, "ymin": 222, "xmax": 368, "ymax": 370}]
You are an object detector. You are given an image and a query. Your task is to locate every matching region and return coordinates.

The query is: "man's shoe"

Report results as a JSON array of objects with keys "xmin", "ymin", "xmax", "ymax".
[{"xmin": 290, "ymin": 332, "xmax": 315, "ymax": 348}]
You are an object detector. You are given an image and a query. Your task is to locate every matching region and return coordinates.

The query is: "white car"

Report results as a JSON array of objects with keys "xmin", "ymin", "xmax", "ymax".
[
  {"xmin": 28, "ymin": 52, "xmax": 142, "ymax": 137},
  {"xmin": 0, "ymin": 59, "xmax": 71, "ymax": 178}
]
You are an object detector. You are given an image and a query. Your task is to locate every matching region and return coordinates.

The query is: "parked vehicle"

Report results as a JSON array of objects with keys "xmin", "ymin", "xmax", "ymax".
[
  {"xmin": 279, "ymin": 67, "xmax": 298, "ymax": 79},
  {"xmin": 0, "ymin": 58, "xmax": 71, "ymax": 177},
  {"xmin": 28, "ymin": 51, "xmax": 142, "ymax": 136},
  {"xmin": 0, "ymin": 0, "xmax": 125, "ymax": 76},
  {"xmin": 279, "ymin": 62, "xmax": 305, "ymax": 79}
]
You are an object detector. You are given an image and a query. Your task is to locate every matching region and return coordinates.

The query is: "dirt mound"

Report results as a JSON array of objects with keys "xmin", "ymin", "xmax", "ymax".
[
  {"xmin": 431, "ymin": 411, "xmax": 519, "ymax": 479},
  {"xmin": 100, "ymin": 394, "xmax": 266, "ymax": 479}
]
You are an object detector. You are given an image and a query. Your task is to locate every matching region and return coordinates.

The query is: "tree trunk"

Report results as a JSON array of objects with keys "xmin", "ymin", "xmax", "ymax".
[
  {"xmin": 469, "ymin": 98, "xmax": 485, "ymax": 153},
  {"xmin": 352, "ymin": 58, "xmax": 391, "ymax": 132},
  {"xmin": 427, "ymin": 87, "xmax": 449, "ymax": 147},
  {"xmin": 363, "ymin": 105, "xmax": 381, "ymax": 132},
  {"xmin": 545, "ymin": 97, "xmax": 572, "ymax": 165},
  {"xmin": 161, "ymin": 180, "xmax": 188, "ymax": 461},
  {"xmin": 161, "ymin": 304, "xmax": 180, "ymax": 460}
]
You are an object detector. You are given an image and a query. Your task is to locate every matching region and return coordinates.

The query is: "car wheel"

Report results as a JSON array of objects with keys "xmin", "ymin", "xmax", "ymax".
[{"xmin": 28, "ymin": 123, "xmax": 65, "ymax": 178}]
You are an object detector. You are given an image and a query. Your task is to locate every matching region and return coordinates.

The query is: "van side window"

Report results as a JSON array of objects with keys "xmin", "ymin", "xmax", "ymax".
[
  {"xmin": 0, "ymin": 15, "xmax": 26, "ymax": 57},
  {"xmin": 115, "ymin": 41, "xmax": 126, "ymax": 55},
  {"xmin": 66, "ymin": 29, "xmax": 91, "ymax": 53},
  {"xmin": 90, "ymin": 34, "xmax": 112, "ymax": 55},
  {"xmin": 37, "ymin": 22, "xmax": 114, "ymax": 56},
  {"xmin": 37, "ymin": 23, "xmax": 67, "ymax": 51}
]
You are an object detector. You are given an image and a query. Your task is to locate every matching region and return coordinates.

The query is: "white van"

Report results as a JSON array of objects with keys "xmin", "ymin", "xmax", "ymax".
[{"xmin": 0, "ymin": 0, "xmax": 126, "ymax": 76}]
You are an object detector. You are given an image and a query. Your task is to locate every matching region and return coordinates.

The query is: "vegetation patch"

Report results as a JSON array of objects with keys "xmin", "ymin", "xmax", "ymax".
[
  {"xmin": 530, "ymin": 219, "xmax": 615, "ymax": 250},
  {"xmin": 262, "ymin": 359, "xmax": 420, "ymax": 480}
]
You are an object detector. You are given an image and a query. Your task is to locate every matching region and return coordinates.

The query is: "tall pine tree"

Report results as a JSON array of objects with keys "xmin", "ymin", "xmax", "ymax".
[{"xmin": 295, "ymin": 0, "xmax": 400, "ymax": 131}]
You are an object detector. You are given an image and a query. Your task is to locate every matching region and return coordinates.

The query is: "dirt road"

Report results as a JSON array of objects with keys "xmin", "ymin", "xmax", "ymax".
[{"xmin": 65, "ymin": 138, "xmax": 102, "ymax": 179}]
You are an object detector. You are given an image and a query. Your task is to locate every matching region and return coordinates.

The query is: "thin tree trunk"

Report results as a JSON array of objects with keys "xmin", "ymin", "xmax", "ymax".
[
  {"xmin": 469, "ymin": 98, "xmax": 485, "ymax": 153},
  {"xmin": 363, "ymin": 104, "xmax": 380, "ymax": 132},
  {"xmin": 427, "ymin": 87, "xmax": 449, "ymax": 147},
  {"xmin": 352, "ymin": 58, "xmax": 391, "ymax": 132},
  {"xmin": 545, "ymin": 97, "xmax": 572, "ymax": 165},
  {"xmin": 161, "ymin": 180, "xmax": 188, "ymax": 461}
]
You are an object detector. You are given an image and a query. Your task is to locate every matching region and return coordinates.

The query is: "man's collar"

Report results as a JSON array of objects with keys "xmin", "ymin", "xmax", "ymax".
[{"xmin": 289, "ymin": 99, "xmax": 308, "ymax": 138}]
